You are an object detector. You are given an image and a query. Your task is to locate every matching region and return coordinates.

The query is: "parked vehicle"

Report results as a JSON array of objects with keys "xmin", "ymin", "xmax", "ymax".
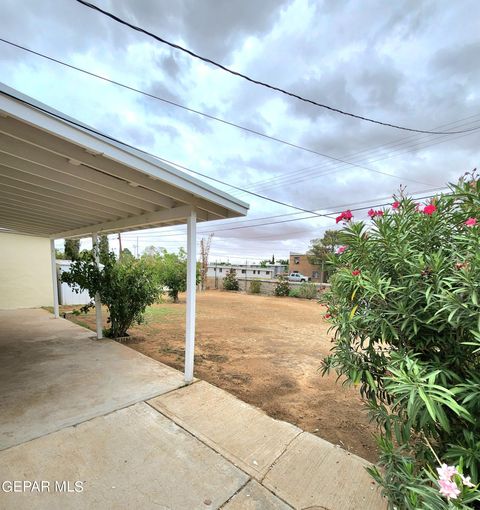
[{"xmin": 288, "ymin": 272, "xmax": 310, "ymax": 282}]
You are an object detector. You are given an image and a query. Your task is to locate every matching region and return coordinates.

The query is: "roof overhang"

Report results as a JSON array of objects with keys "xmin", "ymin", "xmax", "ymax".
[{"xmin": 0, "ymin": 83, "xmax": 249, "ymax": 239}]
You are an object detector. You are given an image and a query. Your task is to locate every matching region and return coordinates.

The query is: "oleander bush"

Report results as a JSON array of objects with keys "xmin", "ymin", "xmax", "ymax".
[
  {"xmin": 274, "ymin": 275, "xmax": 290, "ymax": 296},
  {"xmin": 223, "ymin": 270, "xmax": 240, "ymax": 291},
  {"xmin": 322, "ymin": 174, "xmax": 480, "ymax": 509}
]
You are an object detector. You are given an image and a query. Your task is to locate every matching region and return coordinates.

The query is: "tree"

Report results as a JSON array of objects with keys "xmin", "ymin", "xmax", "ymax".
[
  {"xmin": 146, "ymin": 248, "xmax": 200, "ymax": 303},
  {"xmin": 64, "ymin": 239, "xmax": 80, "ymax": 260},
  {"xmin": 121, "ymin": 248, "xmax": 134, "ymax": 260},
  {"xmin": 322, "ymin": 175, "xmax": 480, "ymax": 508},
  {"xmin": 98, "ymin": 235, "xmax": 110, "ymax": 265},
  {"xmin": 61, "ymin": 252, "xmax": 160, "ymax": 338},
  {"xmin": 199, "ymin": 234, "xmax": 213, "ymax": 291},
  {"xmin": 278, "ymin": 259, "xmax": 289, "ymax": 266},
  {"xmin": 143, "ymin": 245, "xmax": 160, "ymax": 257},
  {"xmin": 259, "ymin": 259, "xmax": 269, "ymax": 268},
  {"xmin": 308, "ymin": 230, "xmax": 341, "ymax": 282}
]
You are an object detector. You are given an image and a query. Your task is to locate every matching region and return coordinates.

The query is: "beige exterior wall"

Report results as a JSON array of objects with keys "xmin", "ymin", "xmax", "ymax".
[{"xmin": 0, "ymin": 233, "xmax": 53, "ymax": 309}]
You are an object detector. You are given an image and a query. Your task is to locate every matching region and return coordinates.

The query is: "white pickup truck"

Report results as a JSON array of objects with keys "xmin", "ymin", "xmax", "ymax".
[{"xmin": 287, "ymin": 272, "xmax": 310, "ymax": 282}]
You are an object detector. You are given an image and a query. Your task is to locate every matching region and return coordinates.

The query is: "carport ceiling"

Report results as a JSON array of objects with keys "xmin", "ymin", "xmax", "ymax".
[{"xmin": 0, "ymin": 83, "xmax": 249, "ymax": 239}]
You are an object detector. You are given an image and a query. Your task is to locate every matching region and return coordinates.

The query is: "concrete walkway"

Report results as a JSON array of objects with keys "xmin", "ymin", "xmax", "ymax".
[{"xmin": 0, "ymin": 309, "xmax": 386, "ymax": 509}]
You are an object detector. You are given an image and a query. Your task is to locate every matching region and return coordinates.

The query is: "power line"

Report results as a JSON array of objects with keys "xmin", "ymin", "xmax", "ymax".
[
  {"xmin": 230, "ymin": 115, "xmax": 480, "ymax": 195},
  {"xmin": 119, "ymin": 185, "xmax": 448, "ymax": 239},
  {"xmin": 75, "ymin": 0, "xmax": 480, "ymax": 136},
  {"xmin": 237, "ymin": 124, "xmax": 480, "ymax": 195},
  {"xmin": 0, "ymin": 36, "xmax": 430, "ymax": 187},
  {"xmin": 120, "ymin": 191, "xmax": 445, "ymax": 240},
  {"xmin": 0, "ymin": 89, "xmax": 448, "ymax": 239}
]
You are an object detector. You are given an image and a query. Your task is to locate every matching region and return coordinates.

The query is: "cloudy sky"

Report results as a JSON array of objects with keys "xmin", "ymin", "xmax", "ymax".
[{"xmin": 1, "ymin": 0, "xmax": 479, "ymax": 262}]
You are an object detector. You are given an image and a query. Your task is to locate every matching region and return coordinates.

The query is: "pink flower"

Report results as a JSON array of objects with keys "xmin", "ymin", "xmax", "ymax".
[
  {"xmin": 437, "ymin": 464, "xmax": 458, "ymax": 481},
  {"xmin": 438, "ymin": 479, "xmax": 460, "ymax": 500},
  {"xmin": 336, "ymin": 245, "xmax": 347, "ymax": 254},
  {"xmin": 368, "ymin": 209, "xmax": 384, "ymax": 219},
  {"xmin": 392, "ymin": 201, "xmax": 400, "ymax": 209},
  {"xmin": 460, "ymin": 474, "xmax": 475, "ymax": 488},
  {"xmin": 336, "ymin": 210, "xmax": 354, "ymax": 223},
  {"xmin": 423, "ymin": 204, "xmax": 437, "ymax": 215},
  {"xmin": 465, "ymin": 217, "xmax": 477, "ymax": 227},
  {"xmin": 351, "ymin": 269, "xmax": 361, "ymax": 276}
]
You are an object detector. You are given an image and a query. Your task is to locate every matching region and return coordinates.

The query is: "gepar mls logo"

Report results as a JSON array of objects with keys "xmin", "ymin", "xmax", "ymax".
[{"xmin": 1, "ymin": 480, "xmax": 84, "ymax": 493}]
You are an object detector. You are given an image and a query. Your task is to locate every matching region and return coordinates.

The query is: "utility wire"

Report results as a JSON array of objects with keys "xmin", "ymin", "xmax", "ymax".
[
  {"xmin": 75, "ymin": 0, "xmax": 480, "ymax": 136},
  {"xmin": 0, "ymin": 37, "xmax": 429, "ymax": 187},
  {"xmin": 120, "ymin": 191, "xmax": 444, "ymax": 240},
  {"xmin": 237, "ymin": 124, "xmax": 480, "ymax": 195},
  {"xmin": 230, "ymin": 114, "xmax": 480, "ymax": 194},
  {"xmin": 120, "ymin": 185, "xmax": 448, "ymax": 239}
]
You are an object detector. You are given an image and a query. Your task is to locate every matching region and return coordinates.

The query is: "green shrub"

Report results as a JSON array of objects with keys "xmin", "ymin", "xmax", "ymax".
[
  {"xmin": 274, "ymin": 275, "xmax": 290, "ymax": 296},
  {"xmin": 62, "ymin": 252, "xmax": 160, "ymax": 338},
  {"xmin": 322, "ymin": 175, "xmax": 480, "ymax": 509},
  {"xmin": 290, "ymin": 283, "xmax": 318, "ymax": 299},
  {"xmin": 249, "ymin": 279, "xmax": 261, "ymax": 294},
  {"xmin": 223, "ymin": 271, "xmax": 239, "ymax": 291},
  {"xmin": 289, "ymin": 287, "xmax": 300, "ymax": 298},
  {"xmin": 141, "ymin": 248, "xmax": 200, "ymax": 303}
]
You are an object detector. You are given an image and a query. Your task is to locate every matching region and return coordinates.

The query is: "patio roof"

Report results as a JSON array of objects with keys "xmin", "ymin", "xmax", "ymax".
[
  {"xmin": 0, "ymin": 82, "xmax": 249, "ymax": 239},
  {"xmin": 0, "ymin": 82, "xmax": 249, "ymax": 381}
]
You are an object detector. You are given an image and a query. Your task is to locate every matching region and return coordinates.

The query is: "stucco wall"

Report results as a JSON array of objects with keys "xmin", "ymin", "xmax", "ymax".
[{"xmin": 0, "ymin": 233, "xmax": 53, "ymax": 309}]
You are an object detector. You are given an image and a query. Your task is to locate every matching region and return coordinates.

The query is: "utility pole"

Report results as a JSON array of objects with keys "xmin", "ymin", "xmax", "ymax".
[{"xmin": 118, "ymin": 232, "xmax": 123, "ymax": 259}]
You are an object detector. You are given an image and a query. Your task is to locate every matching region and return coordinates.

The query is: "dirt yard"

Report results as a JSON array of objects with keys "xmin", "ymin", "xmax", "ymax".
[{"xmin": 63, "ymin": 290, "xmax": 378, "ymax": 461}]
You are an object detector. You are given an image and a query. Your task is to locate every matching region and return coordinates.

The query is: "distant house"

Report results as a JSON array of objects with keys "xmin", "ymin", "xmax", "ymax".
[
  {"xmin": 289, "ymin": 252, "xmax": 322, "ymax": 282},
  {"xmin": 207, "ymin": 263, "xmax": 287, "ymax": 281}
]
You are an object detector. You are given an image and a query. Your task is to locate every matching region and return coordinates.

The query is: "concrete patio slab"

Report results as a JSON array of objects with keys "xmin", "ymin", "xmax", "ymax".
[
  {"xmin": 149, "ymin": 380, "xmax": 301, "ymax": 479},
  {"xmin": 223, "ymin": 480, "xmax": 293, "ymax": 509},
  {"xmin": 263, "ymin": 432, "xmax": 386, "ymax": 510},
  {"xmin": 0, "ymin": 402, "xmax": 249, "ymax": 510},
  {"xmin": 0, "ymin": 309, "xmax": 185, "ymax": 450}
]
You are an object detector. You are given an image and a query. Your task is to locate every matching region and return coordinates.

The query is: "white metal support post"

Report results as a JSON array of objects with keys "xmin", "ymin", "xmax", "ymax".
[
  {"xmin": 184, "ymin": 209, "xmax": 197, "ymax": 383},
  {"xmin": 50, "ymin": 239, "xmax": 59, "ymax": 318},
  {"xmin": 92, "ymin": 233, "xmax": 103, "ymax": 339}
]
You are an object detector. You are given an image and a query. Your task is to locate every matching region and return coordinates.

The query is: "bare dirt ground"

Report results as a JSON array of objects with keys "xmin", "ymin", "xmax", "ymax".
[{"xmin": 63, "ymin": 290, "xmax": 378, "ymax": 461}]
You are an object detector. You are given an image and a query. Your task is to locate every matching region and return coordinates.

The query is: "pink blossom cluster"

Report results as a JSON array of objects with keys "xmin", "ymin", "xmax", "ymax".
[
  {"xmin": 335, "ymin": 210, "xmax": 353, "ymax": 224},
  {"xmin": 368, "ymin": 209, "xmax": 384, "ymax": 218},
  {"xmin": 437, "ymin": 464, "xmax": 475, "ymax": 500}
]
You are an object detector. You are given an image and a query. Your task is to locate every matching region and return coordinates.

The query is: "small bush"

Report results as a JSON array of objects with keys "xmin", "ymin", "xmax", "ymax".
[
  {"xmin": 289, "ymin": 287, "xmax": 300, "ymax": 298},
  {"xmin": 274, "ymin": 275, "xmax": 290, "ymax": 296},
  {"xmin": 62, "ymin": 252, "xmax": 160, "ymax": 338},
  {"xmin": 292, "ymin": 282, "xmax": 318, "ymax": 299},
  {"xmin": 249, "ymin": 279, "xmax": 261, "ymax": 294},
  {"xmin": 223, "ymin": 271, "xmax": 239, "ymax": 291}
]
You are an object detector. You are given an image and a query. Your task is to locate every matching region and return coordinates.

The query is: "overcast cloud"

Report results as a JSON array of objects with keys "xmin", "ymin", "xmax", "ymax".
[{"xmin": 1, "ymin": 0, "xmax": 479, "ymax": 262}]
